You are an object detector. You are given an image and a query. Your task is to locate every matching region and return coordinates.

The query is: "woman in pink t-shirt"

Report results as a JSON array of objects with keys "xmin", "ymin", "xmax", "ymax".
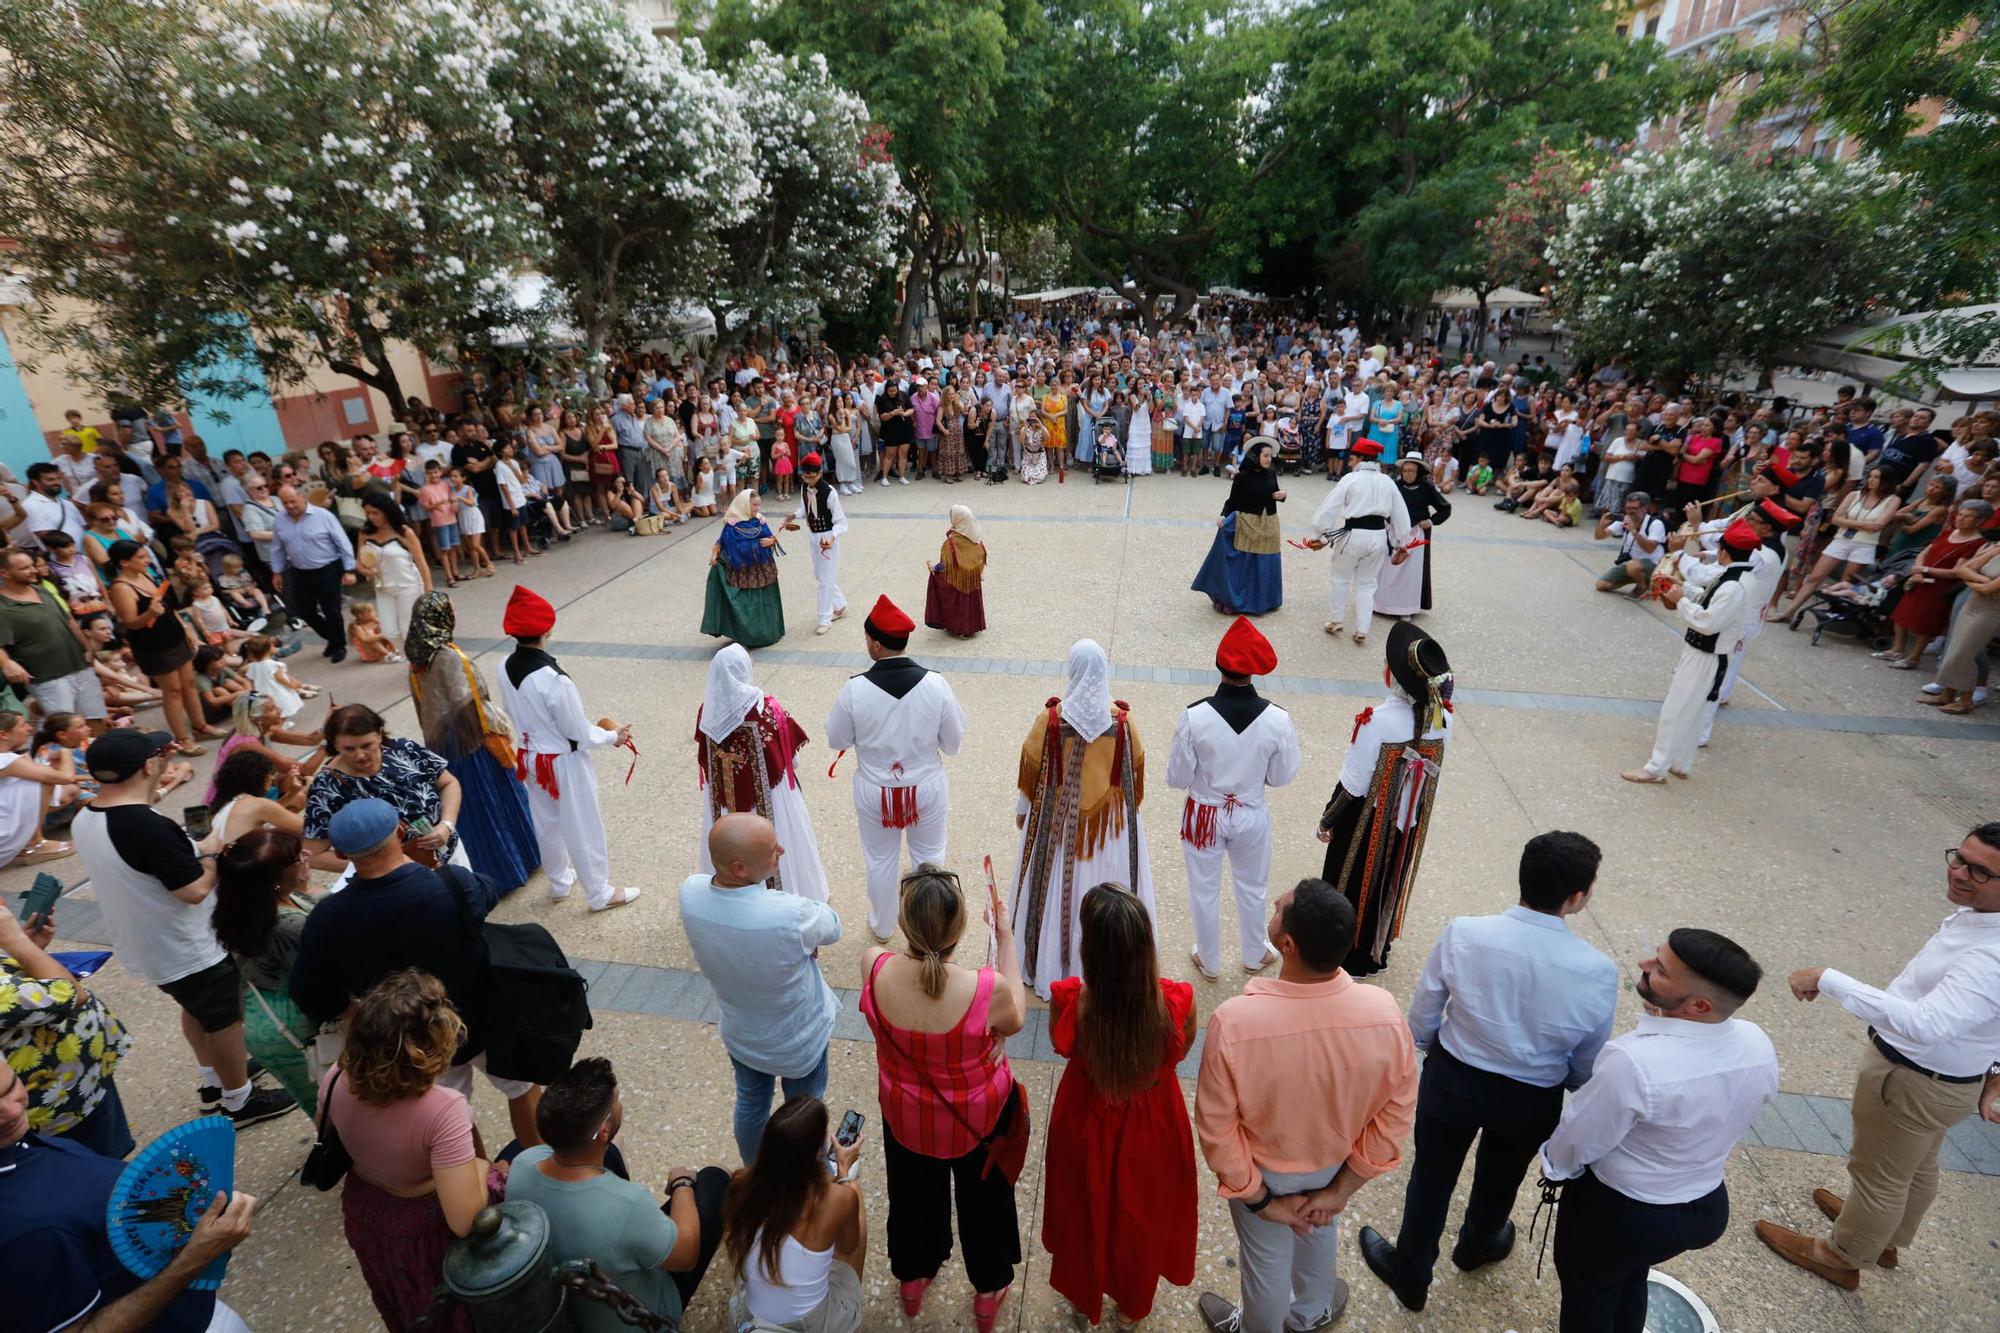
[{"xmin": 1673, "ymin": 416, "xmax": 1727, "ymax": 509}]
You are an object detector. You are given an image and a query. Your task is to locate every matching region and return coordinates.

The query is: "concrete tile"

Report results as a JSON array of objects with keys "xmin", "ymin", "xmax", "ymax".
[
  {"xmin": 1771, "ymin": 1093, "xmax": 1848, "ymax": 1157},
  {"xmin": 1943, "ymin": 1118, "xmax": 2000, "ymax": 1176}
]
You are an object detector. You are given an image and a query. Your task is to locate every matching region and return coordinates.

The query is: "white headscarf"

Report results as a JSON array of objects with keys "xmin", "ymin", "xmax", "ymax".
[
  {"xmin": 723, "ymin": 489, "xmax": 759, "ymax": 524},
  {"xmin": 947, "ymin": 504, "xmax": 982, "ymax": 544},
  {"xmin": 1061, "ymin": 638, "xmax": 1114, "ymax": 742},
  {"xmin": 699, "ymin": 644, "xmax": 764, "ymax": 742}
]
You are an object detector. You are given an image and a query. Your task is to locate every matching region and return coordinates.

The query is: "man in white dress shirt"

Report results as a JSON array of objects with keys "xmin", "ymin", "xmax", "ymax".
[
  {"xmin": 1757, "ymin": 824, "xmax": 2000, "ymax": 1290},
  {"xmin": 780, "ymin": 455, "xmax": 847, "ymax": 635},
  {"xmin": 1540, "ymin": 927, "xmax": 1778, "ymax": 1333},
  {"xmin": 1309, "ymin": 439, "xmax": 1411, "ymax": 645},
  {"xmin": 1167, "ymin": 616, "xmax": 1302, "ymax": 980},
  {"xmin": 1620, "ymin": 520, "xmax": 1760, "ymax": 784},
  {"xmin": 496, "ymin": 585, "xmax": 640, "ymax": 913},
  {"xmin": 824, "ymin": 595, "xmax": 968, "ymax": 940},
  {"xmin": 1358, "ymin": 832, "xmax": 1619, "ymax": 1312}
]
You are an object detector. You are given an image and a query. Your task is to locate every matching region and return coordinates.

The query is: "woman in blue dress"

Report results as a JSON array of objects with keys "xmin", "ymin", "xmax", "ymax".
[
  {"xmin": 701, "ymin": 490, "xmax": 785, "ymax": 647},
  {"xmin": 1191, "ymin": 439, "xmax": 1286, "ymax": 615},
  {"xmin": 1367, "ymin": 380, "xmax": 1407, "ymax": 464}
]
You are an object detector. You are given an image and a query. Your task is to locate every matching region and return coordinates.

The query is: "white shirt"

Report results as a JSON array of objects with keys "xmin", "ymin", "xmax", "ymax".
[
  {"xmin": 22, "ymin": 492, "xmax": 86, "ymax": 548},
  {"xmin": 1312, "ymin": 464, "xmax": 1412, "ymax": 544},
  {"xmin": 1819, "ymin": 907, "xmax": 2000, "ymax": 1079},
  {"xmin": 1408, "ymin": 906, "xmax": 1619, "ymax": 1089},
  {"xmin": 1605, "ymin": 515, "xmax": 1666, "ymax": 562},
  {"xmin": 1675, "ymin": 559, "xmax": 1755, "ymax": 651},
  {"xmin": 790, "ymin": 486, "xmax": 847, "ymax": 541},
  {"xmin": 1538, "ymin": 1015, "xmax": 1778, "ymax": 1204},
  {"xmin": 500, "ymin": 657, "xmax": 618, "ymax": 761},
  {"xmin": 1603, "ymin": 435, "xmax": 1643, "ymax": 483},
  {"xmin": 823, "ymin": 660, "xmax": 967, "ymax": 788},
  {"xmin": 1165, "ymin": 688, "xmax": 1302, "ymax": 809},
  {"xmin": 1335, "ymin": 694, "xmax": 1450, "ymax": 802}
]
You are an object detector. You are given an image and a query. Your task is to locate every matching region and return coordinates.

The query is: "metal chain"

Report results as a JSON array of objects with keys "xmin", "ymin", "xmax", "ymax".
[
  {"xmin": 560, "ymin": 1260, "xmax": 681, "ymax": 1331},
  {"xmin": 407, "ymin": 1290, "xmax": 462, "ymax": 1333}
]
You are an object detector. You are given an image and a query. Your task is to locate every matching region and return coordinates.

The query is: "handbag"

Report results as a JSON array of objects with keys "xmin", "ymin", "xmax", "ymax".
[{"xmin": 300, "ymin": 1068, "xmax": 353, "ymax": 1191}]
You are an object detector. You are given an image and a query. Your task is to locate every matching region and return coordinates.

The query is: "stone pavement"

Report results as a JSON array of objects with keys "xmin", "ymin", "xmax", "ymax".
[{"xmin": 16, "ymin": 468, "xmax": 1998, "ymax": 1332}]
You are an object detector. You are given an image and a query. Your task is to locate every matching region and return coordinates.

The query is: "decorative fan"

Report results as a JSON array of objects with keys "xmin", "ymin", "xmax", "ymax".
[
  {"xmin": 50, "ymin": 950, "xmax": 112, "ymax": 978},
  {"xmin": 105, "ymin": 1117, "xmax": 238, "ymax": 1291}
]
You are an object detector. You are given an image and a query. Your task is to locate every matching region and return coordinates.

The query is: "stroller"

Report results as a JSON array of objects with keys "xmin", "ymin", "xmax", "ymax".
[
  {"xmin": 1090, "ymin": 415, "xmax": 1126, "ymax": 483},
  {"xmin": 1789, "ymin": 545, "xmax": 1916, "ymax": 649},
  {"xmin": 1272, "ymin": 421, "xmax": 1302, "ymax": 475}
]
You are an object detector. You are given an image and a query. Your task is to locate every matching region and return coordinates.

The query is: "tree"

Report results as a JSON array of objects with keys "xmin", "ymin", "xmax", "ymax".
[
  {"xmin": 490, "ymin": 0, "xmax": 756, "ymax": 377},
  {"xmin": 0, "ymin": 0, "xmax": 537, "ymax": 410},
  {"xmin": 1475, "ymin": 147, "xmax": 1600, "ymax": 294},
  {"xmin": 706, "ymin": 43, "xmax": 908, "ymax": 343},
  {"xmin": 1545, "ymin": 148, "xmax": 1948, "ymax": 384}
]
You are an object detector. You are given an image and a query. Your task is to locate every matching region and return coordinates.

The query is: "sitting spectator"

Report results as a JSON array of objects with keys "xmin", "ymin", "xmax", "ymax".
[
  {"xmin": 241, "ymin": 633, "xmax": 316, "ymax": 723},
  {"xmin": 507, "ymin": 1057, "xmax": 732, "ymax": 1330},
  {"xmin": 216, "ymin": 551, "xmax": 273, "ymax": 627},
  {"xmin": 1926, "ymin": 527, "xmax": 2000, "ymax": 714},
  {"xmin": 210, "ymin": 827, "xmax": 321, "ymax": 1107},
  {"xmin": 723, "ymin": 1095, "xmax": 868, "ymax": 1333},
  {"xmin": 1593, "ymin": 492, "xmax": 1667, "ymax": 597},
  {"xmin": 0, "ymin": 707, "xmax": 79, "ymax": 867},
  {"xmin": 0, "ymin": 894, "xmax": 135, "ymax": 1158},
  {"xmin": 326, "ymin": 969, "xmax": 496, "ymax": 1333},
  {"xmin": 193, "ymin": 644, "xmax": 253, "ymax": 726},
  {"xmin": 83, "ymin": 611, "xmax": 164, "ymax": 712},
  {"xmin": 346, "ymin": 602, "xmax": 404, "ymax": 664},
  {"xmin": 32, "ymin": 708, "xmax": 100, "ymax": 811}
]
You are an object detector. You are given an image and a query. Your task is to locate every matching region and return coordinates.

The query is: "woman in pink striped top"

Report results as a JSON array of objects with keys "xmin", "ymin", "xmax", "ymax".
[{"xmin": 860, "ymin": 863, "xmax": 1029, "ymax": 1332}]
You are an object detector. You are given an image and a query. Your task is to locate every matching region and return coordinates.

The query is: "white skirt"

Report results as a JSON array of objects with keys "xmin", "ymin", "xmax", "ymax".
[
  {"xmin": 1009, "ymin": 810, "xmax": 1156, "ymax": 1000},
  {"xmin": 1373, "ymin": 540, "xmax": 1429, "ymax": 616},
  {"xmin": 697, "ymin": 773, "xmax": 830, "ymax": 902}
]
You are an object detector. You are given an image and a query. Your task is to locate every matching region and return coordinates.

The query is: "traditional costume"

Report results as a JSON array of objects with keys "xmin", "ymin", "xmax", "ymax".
[
  {"xmin": 1190, "ymin": 439, "xmax": 1284, "ymax": 616},
  {"xmin": 495, "ymin": 586, "xmax": 637, "ymax": 910},
  {"xmin": 404, "ymin": 591, "xmax": 539, "ymax": 892},
  {"xmin": 1010, "ymin": 640, "xmax": 1156, "ymax": 999},
  {"xmin": 700, "ymin": 491, "xmax": 784, "ymax": 648},
  {"xmin": 787, "ymin": 455, "xmax": 847, "ymax": 636},
  {"xmin": 1311, "ymin": 439, "xmax": 1411, "ymax": 640},
  {"xmin": 1624, "ymin": 521, "xmax": 1759, "ymax": 784},
  {"xmin": 694, "ymin": 645, "xmax": 829, "ymax": 902},
  {"xmin": 1699, "ymin": 499, "xmax": 1797, "ymax": 747},
  {"xmin": 1373, "ymin": 458, "xmax": 1451, "ymax": 617},
  {"xmin": 923, "ymin": 504, "xmax": 987, "ymax": 638},
  {"xmin": 1318, "ymin": 621, "xmax": 1454, "ymax": 977},
  {"xmin": 824, "ymin": 596, "xmax": 969, "ymax": 939},
  {"xmin": 1166, "ymin": 617, "xmax": 1302, "ymax": 978}
]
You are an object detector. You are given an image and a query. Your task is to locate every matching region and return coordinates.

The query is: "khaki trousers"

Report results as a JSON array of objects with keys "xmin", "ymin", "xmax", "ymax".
[{"xmin": 1830, "ymin": 1043, "xmax": 1981, "ymax": 1269}]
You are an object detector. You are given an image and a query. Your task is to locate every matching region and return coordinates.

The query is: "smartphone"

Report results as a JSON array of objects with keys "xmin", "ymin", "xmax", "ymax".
[
  {"xmin": 835, "ymin": 1109, "xmax": 864, "ymax": 1147},
  {"xmin": 406, "ymin": 814, "xmax": 433, "ymax": 837},
  {"xmin": 19, "ymin": 872, "xmax": 63, "ymax": 930},
  {"xmin": 182, "ymin": 804, "xmax": 213, "ymax": 841}
]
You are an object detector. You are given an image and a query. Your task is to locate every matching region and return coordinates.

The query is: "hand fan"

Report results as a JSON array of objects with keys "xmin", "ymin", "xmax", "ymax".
[
  {"xmin": 106, "ymin": 1116, "xmax": 238, "ymax": 1290},
  {"xmin": 51, "ymin": 950, "xmax": 113, "ymax": 978}
]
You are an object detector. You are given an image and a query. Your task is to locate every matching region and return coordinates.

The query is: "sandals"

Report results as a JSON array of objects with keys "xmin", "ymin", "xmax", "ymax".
[
  {"xmin": 175, "ymin": 740, "xmax": 207, "ymax": 757},
  {"xmin": 1940, "ymin": 701, "xmax": 1977, "ymax": 715},
  {"xmin": 15, "ymin": 838, "xmax": 74, "ymax": 865},
  {"xmin": 1324, "ymin": 621, "xmax": 1343, "ymax": 636}
]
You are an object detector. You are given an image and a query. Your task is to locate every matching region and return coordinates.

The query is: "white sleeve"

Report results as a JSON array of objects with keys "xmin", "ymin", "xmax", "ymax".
[
  {"xmin": 934, "ymin": 678, "xmax": 967, "ymax": 757},
  {"xmin": 1387, "ymin": 486, "xmax": 1413, "ymax": 546},
  {"xmin": 1165, "ymin": 711, "xmax": 1197, "ymax": 791},
  {"xmin": 1265, "ymin": 711, "xmax": 1302, "ymax": 788},
  {"xmin": 545, "ymin": 672, "xmax": 618, "ymax": 750},
  {"xmin": 1677, "ymin": 578, "xmax": 1744, "ymax": 633},
  {"xmin": 1819, "ymin": 963, "xmax": 2000, "ymax": 1048},
  {"xmin": 824, "ymin": 686, "xmax": 856, "ymax": 752},
  {"xmin": 828, "ymin": 491, "xmax": 847, "ymax": 539},
  {"xmin": 1537, "ymin": 1043, "xmax": 1646, "ymax": 1182},
  {"xmin": 1311, "ymin": 483, "xmax": 1345, "ymax": 534}
]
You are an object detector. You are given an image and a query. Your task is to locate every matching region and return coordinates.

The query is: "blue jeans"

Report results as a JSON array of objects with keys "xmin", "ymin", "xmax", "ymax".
[{"xmin": 730, "ymin": 1046, "xmax": 830, "ymax": 1164}]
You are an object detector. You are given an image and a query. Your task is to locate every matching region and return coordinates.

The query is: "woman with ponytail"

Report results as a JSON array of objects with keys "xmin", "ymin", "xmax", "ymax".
[{"xmin": 859, "ymin": 864, "xmax": 1028, "ymax": 1332}]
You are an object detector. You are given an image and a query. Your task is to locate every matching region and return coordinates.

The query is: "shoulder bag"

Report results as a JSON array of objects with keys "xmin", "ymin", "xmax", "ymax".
[
  {"xmin": 439, "ymin": 865, "xmax": 593, "ymax": 1084},
  {"xmin": 300, "ymin": 1068, "xmax": 353, "ymax": 1191}
]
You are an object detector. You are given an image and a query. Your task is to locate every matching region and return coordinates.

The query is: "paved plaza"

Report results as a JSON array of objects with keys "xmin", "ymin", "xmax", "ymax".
[{"xmin": 21, "ymin": 470, "xmax": 1999, "ymax": 1332}]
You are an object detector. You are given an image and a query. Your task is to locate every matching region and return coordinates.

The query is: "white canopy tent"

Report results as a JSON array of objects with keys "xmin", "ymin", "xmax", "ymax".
[
  {"xmin": 1781, "ymin": 303, "xmax": 2000, "ymax": 402},
  {"xmin": 1432, "ymin": 286, "xmax": 1547, "ymax": 308}
]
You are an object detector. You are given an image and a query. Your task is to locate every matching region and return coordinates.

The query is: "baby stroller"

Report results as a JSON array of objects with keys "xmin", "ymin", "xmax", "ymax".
[
  {"xmin": 1790, "ymin": 545, "xmax": 1916, "ymax": 649},
  {"xmin": 1091, "ymin": 416, "xmax": 1126, "ymax": 483},
  {"xmin": 1271, "ymin": 421, "xmax": 1302, "ymax": 475}
]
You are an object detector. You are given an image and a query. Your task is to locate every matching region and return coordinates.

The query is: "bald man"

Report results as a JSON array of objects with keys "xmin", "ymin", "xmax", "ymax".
[{"xmin": 678, "ymin": 814, "xmax": 842, "ymax": 1163}]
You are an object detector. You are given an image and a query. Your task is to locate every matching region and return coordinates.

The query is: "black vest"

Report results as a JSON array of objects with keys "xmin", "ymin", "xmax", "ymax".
[
  {"xmin": 1684, "ymin": 563, "xmax": 1750, "ymax": 653},
  {"xmin": 803, "ymin": 479, "xmax": 836, "ymax": 534}
]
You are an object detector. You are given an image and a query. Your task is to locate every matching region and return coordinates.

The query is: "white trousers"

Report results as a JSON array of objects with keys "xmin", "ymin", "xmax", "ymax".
[
  {"xmin": 1698, "ymin": 620, "xmax": 1760, "ymax": 745},
  {"xmin": 1647, "ymin": 644, "xmax": 1726, "ymax": 777},
  {"xmin": 374, "ymin": 584, "xmax": 421, "ymax": 639},
  {"xmin": 1328, "ymin": 530, "xmax": 1388, "ymax": 630},
  {"xmin": 1181, "ymin": 799, "xmax": 1272, "ymax": 974},
  {"xmin": 853, "ymin": 772, "xmax": 949, "ymax": 938},
  {"xmin": 527, "ymin": 751, "xmax": 616, "ymax": 908},
  {"xmin": 809, "ymin": 536, "xmax": 847, "ymax": 627}
]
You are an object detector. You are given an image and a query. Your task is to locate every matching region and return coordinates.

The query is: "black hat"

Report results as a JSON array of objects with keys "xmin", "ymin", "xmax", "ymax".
[
  {"xmin": 84, "ymin": 729, "xmax": 174, "ymax": 783},
  {"xmin": 1386, "ymin": 620, "xmax": 1450, "ymax": 707}
]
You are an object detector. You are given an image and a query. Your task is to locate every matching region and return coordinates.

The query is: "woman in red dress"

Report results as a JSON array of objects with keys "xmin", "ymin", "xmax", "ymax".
[
  {"xmin": 923, "ymin": 504, "xmax": 987, "ymax": 637},
  {"xmin": 1042, "ymin": 884, "xmax": 1197, "ymax": 1328},
  {"xmin": 1883, "ymin": 503, "xmax": 1988, "ymax": 669}
]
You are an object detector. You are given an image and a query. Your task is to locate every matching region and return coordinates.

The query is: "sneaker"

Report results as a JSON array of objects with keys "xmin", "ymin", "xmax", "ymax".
[
  {"xmin": 1975, "ymin": 687, "xmax": 1991, "ymax": 705},
  {"xmin": 880, "ymin": 477, "xmax": 891, "ymax": 488},
  {"xmin": 899, "ymin": 476, "xmax": 911, "ymax": 485},
  {"xmin": 199, "ymin": 1085, "xmax": 221, "ymax": 1111},
  {"xmin": 1920, "ymin": 682, "xmax": 1943, "ymax": 695},
  {"xmin": 226, "ymin": 1086, "xmax": 298, "ymax": 1127}
]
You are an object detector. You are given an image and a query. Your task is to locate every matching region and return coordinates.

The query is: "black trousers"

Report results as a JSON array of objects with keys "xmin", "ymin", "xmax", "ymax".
[
  {"xmin": 665, "ymin": 1166, "xmax": 732, "ymax": 1313},
  {"xmin": 1554, "ymin": 1169, "xmax": 1728, "ymax": 1333},
  {"xmin": 283, "ymin": 561, "xmax": 347, "ymax": 651},
  {"xmin": 881, "ymin": 1092, "xmax": 1021, "ymax": 1293},
  {"xmin": 1394, "ymin": 1045, "xmax": 1563, "ymax": 1284}
]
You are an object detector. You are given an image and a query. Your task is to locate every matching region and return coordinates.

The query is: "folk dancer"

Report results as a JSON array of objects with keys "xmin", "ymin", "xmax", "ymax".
[
  {"xmin": 824, "ymin": 595, "xmax": 968, "ymax": 939},
  {"xmin": 780, "ymin": 453, "xmax": 847, "ymax": 636},
  {"xmin": 497, "ymin": 585, "xmax": 640, "ymax": 911},
  {"xmin": 695, "ymin": 645, "xmax": 830, "ymax": 902},
  {"xmin": 1699, "ymin": 498, "xmax": 1800, "ymax": 747},
  {"xmin": 1620, "ymin": 520, "xmax": 1760, "ymax": 784},
  {"xmin": 1167, "ymin": 616, "xmax": 1302, "ymax": 981},
  {"xmin": 1309, "ymin": 438, "xmax": 1411, "ymax": 644},
  {"xmin": 1315, "ymin": 621, "xmax": 1453, "ymax": 977}
]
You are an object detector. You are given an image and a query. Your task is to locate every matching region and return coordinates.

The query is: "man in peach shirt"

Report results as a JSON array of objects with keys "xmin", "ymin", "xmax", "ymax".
[{"xmin": 1194, "ymin": 878, "xmax": 1420, "ymax": 1331}]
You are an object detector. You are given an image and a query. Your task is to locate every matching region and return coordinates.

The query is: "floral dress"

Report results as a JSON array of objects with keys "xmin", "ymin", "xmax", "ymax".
[
  {"xmin": 1298, "ymin": 393, "xmax": 1325, "ymax": 470},
  {"xmin": 937, "ymin": 403, "xmax": 969, "ymax": 480},
  {"xmin": 1, "ymin": 955, "xmax": 132, "ymax": 1137}
]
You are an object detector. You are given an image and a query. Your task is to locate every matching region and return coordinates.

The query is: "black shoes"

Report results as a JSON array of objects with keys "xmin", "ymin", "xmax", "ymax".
[
  {"xmin": 227, "ymin": 1086, "xmax": 298, "ymax": 1127},
  {"xmin": 1357, "ymin": 1226, "xmax": 1428, "ymax": 1312},
  {"xmin": 1451, "ymin": 1219, "xmax": 1516, "ymax": 1272}
]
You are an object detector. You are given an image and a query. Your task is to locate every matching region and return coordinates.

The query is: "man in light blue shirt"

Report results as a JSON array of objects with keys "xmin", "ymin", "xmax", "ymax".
[
  {"xmin": 269, "ymin": 485, "xmax": 356, "ymax": 661},
  {"xmin": 678, "ymin": 812, "xmax": 841, "ymax": 1164},
  {"xmin": 1357, "ymin": 830, "xmax": 1618, "ymax": 1312},
  {"xmin": 1200, "ymin": 379, "xmax": 1230, "ymax": 475}
]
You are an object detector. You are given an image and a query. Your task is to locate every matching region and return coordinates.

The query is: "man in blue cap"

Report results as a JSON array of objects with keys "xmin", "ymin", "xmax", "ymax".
[{"xmin": 288, "ymin": 798, "xmax": 544, "ymax": 1146}]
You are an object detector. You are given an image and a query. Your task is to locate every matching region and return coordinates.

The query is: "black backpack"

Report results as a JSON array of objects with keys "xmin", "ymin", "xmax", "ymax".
[{"xmin": 440, "ymin": 866, "xmax": 593, "ymax": 1084}]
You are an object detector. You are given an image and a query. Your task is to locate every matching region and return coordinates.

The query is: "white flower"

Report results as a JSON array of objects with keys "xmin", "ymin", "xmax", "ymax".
[{"xmin": 326, "ymin": 233, "xmax": 350, "ymax": 255}]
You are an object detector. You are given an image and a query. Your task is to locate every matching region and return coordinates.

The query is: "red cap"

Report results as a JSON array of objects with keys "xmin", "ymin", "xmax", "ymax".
[
  {"xmin": 1721, "ymin": 519, "xmax": 1762, "ymax": 554},
  {"xmin": 1765, "ymin": 461, "xmax": 1801, "ymax": 489},
  {"xmin": 1757, "ymin": 498, "xmax": 1801, "ymax": 530},
  {"xmin": 1349, "ymin": 439, "xmax": 1384, "ymax": 458},
  {"xmin": 800, "ymin": 453, "xmax": 823, "ymax": 470},
  {"xmin": 1216, "ymin": 616, "xmax": 1277, "ymax": 677},
  {"xmin": 866, "ymin": 594, "xmax": 915, "ymax": 637},
  {"xmin": 503, "ymin": 585, "xmax": 556, "ymax": 638}
]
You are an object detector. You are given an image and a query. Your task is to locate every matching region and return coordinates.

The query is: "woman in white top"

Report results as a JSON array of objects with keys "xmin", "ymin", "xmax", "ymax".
[
  {"xmin": 356, "ymin": 493, "xmax": 432, "ymax": 640},
  {"xmin": 724, "ymin": 1096, "xmax": 866, "ymax": 1333},
  {"xmin": 1125, "ymin": 386, "xmax": 1153, "ymax": 477},
  {"xmin": 0, "ymin": 708, "xmax": 76, "ymax": 867},
  {"xmin": 1775, "ymin": 465, "xmax": 1903, "ymax": 619}
]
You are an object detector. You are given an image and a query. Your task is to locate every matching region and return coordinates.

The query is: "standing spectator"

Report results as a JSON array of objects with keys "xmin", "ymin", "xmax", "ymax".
[
  {"xmin": 723, "ymin": 1095, "xmax": 868, "ymax": 1333},
  {"xmin": 1541, "ymin": 929, "xmax": 1777, "ymax": 1333},
  {"xmin": 1192, "ymin": 878, "xmax": 1418, "ymax": 1333},
  {"xmin": 508, "ymin": 1057, "xmax": 733, "ymax": 1330},
  {"xmin": 356, "ymin": 491, "xmax": 431, "ymax": 642},
  {"xmin": 859, "ymin": 863, "xmax": 1027, "ymax": 1331},
  {"xmin": 72, "ymin": 729, "xmax": 296, "ymax": 1126},
  {"xmin": 1042, "ymin": 884, "xmax": 1197, "ymax": 1329},
  {"xmin": 1357, "ymin": 833, "xmax": 1618, "ymax": 1312},
  {"xmin": 0, "ymin": 547, "xmax": 109, "ymax": 735},
  {"xmin": 1758, "ymin": 824, "xmax": 2000, "ymax": 1290},
  {"xmin": 208, "ymin": 827, "xmax": 322, "ymax": 1109},
  {"xmin": 20, "ymin": 462, "xmax": 88, "ymax": 549},
  {"xmin": 679, "ymin": 813, "xmax": 841, "ymax": 1163},
  {"xmin": 611, "ymin": 392, "xmax": 653, "ymax": 497},
  {"xmin": 0, "ymin": 894, "xmax": 134, "ymax": 1157},
  {"xmin": 269, "ymin": 483, "xmax": 356, "ymax": 661}
]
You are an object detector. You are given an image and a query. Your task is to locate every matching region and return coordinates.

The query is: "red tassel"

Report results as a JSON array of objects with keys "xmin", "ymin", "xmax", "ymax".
[
  {"xmin": 531, "ymin": 753, "xmax": 561, "ymax": 800},
  {"xmin": 1350, "ymin": 706, "xmax": 1375, "ymax": 743},
  {"xmin": 827, "ymin": 748, "xmax": 846, "ymax": 779},
  {"xmin": 881, "ymin": 785, "xmax": 919, "ymax": 829},
  {"xmin": 1180, "ymin": 796, "xmax": 1218, "ymax": 849}
]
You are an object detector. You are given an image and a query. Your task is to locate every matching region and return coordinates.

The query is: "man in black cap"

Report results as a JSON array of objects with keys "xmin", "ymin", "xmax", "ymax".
[{"xmin": 72, "ymin": 729, "xmax": 296, "ymax": 1126}]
